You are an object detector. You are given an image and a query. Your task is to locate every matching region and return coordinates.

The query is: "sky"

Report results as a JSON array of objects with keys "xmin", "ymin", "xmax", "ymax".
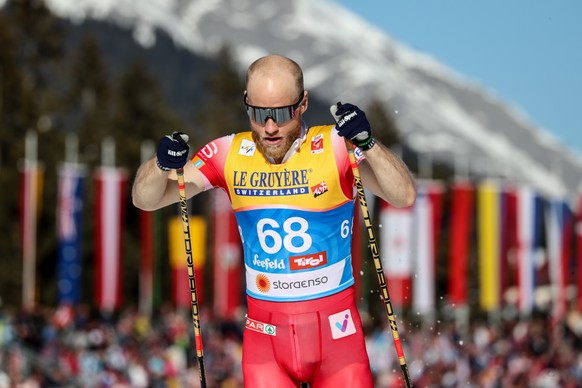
[{"xmin": 332, "ymin": 0, "xmax": 582, "ymax": 156}]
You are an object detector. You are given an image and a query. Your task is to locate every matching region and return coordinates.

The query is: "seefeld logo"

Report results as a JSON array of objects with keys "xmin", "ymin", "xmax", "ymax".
[{"xmin": 253, "ymin": 255, "xmax": 286, "ymax": 270}]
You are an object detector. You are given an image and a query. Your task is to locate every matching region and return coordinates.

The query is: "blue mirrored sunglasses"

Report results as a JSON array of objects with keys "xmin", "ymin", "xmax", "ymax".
[{"xmin": 244, "ymin": 91, "xmax": 304, "ymax": 125}]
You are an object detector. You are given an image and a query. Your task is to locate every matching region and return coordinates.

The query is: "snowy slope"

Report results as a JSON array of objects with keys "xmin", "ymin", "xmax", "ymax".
[{"xmin": 40, "ymin": 0, "xmax": 582, "ymax": 198}]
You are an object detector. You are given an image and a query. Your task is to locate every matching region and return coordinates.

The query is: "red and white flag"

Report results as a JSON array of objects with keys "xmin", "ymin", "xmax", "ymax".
[
  {"xmin": 447, "ymin": 181, "xmax": 474, "ymax": 306},
  {"xmin": 94, "ymin": 167, "xmax": 128, "ymax": 311},
  {"xmin": 380, "ymin": 200, "xmax": 414, "ymax": 307},
  {"xmin": 212, "ymin": 189, "xmax": 243, "ymax": 319},
  {"xmin": 413, "ymin": 180, "xmax": 444, "ymax": 315}
]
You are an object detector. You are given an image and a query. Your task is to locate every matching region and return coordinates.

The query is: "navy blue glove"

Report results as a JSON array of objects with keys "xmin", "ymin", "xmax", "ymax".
[
  {"xmin": 330, "ymin": 102, "xmax": 375, "ymax": 150},
  {"xmin": 156, "ymin": 131, "xmax": 190, "ymax": 171}
]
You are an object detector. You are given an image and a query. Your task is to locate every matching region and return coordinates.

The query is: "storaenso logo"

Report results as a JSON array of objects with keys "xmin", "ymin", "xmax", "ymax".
[
  {"xmin": 273, "ymin": 276, "xmax": 329, "ymax": 290},
  {"xmin": 337, "ymin": 111, "xmax": 357, "ymax": 127},
  {"xmin": 233, "ymin": 169, "xmax": 309, "ymax": 188}
]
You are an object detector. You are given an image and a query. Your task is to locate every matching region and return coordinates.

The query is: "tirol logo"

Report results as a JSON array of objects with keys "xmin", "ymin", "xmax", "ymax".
[
  {"xmin": 289, "ymin": 251, "xmax": 327, "ymax": 271},
  {"xmin": 311, "ymin": 134, "xmax": 324, "ymax": 154},
  {"xmin": 256, "ymin": 274, "xmax": 271, "ymax": 293},
  {"xmin": 311, "ymin": 181, "xmax": 328, "ymax": 198}
]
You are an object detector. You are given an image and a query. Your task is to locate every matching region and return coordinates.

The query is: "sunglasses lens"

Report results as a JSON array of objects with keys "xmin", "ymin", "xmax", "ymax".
[
  {"xmin": 244, "ymin": 91, "xmax": 304, "ymax": 125},
  {"xmin": 249, "ymin": 106, "xmax": 293, "ymax": 125}
]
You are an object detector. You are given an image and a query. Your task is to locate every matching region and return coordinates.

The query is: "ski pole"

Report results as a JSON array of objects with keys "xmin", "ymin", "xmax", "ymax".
[
  {"xmin": 174, "ymin": 134, "xmax": 207, "ymax": 387},
  {"xmin": 332, "ymin": 102, "xmax": 412, "ymax": 387}
]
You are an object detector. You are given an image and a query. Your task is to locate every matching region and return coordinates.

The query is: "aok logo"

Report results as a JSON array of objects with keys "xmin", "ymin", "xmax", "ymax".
[{"xmin": 289, "ymin": 251, "xmax": 327, "ymax": 271}]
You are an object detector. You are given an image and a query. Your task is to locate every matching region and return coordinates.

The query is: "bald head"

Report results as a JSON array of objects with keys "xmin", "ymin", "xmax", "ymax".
[{"xmin": 245, "ymin": 55, "xmax": 304, "ymax": 106}]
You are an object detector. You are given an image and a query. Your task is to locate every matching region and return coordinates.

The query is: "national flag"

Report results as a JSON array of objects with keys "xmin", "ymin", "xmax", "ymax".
[
  {"xmin": 502, "ymin": 187, "xmax": 519, "ymax": 299},
  {"xmin": 94, "ymin": 167, "xmax": 128, "ymax": 311},
  {"xmin": 477, "ymin": 180, "xmax": 504, "ymax": 312},
  {"xmin": 447, "ymin": 181, "xmax": 475, "ymax": 306},
  {"xmin": 168, "ymin": 214, "xmax": 206, "ymax": 309},
  {"xmin": 560, "ymin": 204, "xmax": 574, "ymax": 319},
  {"xmin": 412, "ymin": 180, "xmax": 444, "ymax": 315},
  {"xmin": 576, "ymin": 194, "xmax": 582, "ymax": 311},
  {"xmin": 56, "ymin": 163, "xmax": 86, "ymax": 305},
  {"xmin": 545, "ymin": 198, "xmax": 573, "ymax": 323},
  {"xmin": 212, "ymin": 190, "xmax": 243, "ymax": 319},
  {"xmin": 515, "ymin": 186, "xmax": 543, "ymax": 315},
  {"xmin": 19, "ymin": 159, "xmax": 43, "ymax": 309},
  {"xmin": 379, "ymin": 200, "xmax": 414, "ymax": 307},
  {"xmin": 428, "ymin": 183, "xmax": 445, "ymax": 258}
]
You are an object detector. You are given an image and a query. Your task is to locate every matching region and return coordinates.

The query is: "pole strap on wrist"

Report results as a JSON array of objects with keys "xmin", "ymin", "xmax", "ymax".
[{"xmin": 354, "ymin": 136, "xmax": 376, "ymax": 151}]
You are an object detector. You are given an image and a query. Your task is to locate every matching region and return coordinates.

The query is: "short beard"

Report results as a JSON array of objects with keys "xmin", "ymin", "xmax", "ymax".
[{"xmin": 252, "ymin": 124, "xmax": 301, "ymax": 163}]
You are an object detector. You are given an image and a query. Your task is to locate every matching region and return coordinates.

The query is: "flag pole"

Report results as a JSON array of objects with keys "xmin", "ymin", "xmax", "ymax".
[
  {"xmin": 22, "ymin": 130, "xmax": 39, "ymax": 310},
  {"xmin": 65, "ymin": 133, "xmax": 79, "ymax": 165}
]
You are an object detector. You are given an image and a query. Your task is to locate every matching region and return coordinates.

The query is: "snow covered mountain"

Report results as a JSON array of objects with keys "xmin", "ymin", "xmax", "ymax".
[{"xmin": 42, "ymin": 0, "xmax": 582, "ymax": 199}]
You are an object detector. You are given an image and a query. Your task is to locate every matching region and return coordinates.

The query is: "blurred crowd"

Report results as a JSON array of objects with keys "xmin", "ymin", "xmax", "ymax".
[
  {"xmin": 1, "ymin": 303, "xmax": 582, "ymax": 387},
  {"xmin": 364, "ymin": 310, "xmax": 582, "ymax": 387}
]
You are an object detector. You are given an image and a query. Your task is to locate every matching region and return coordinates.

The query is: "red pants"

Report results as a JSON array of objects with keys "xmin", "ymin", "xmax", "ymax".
[{"xmin": 242, "ymin": 287, "xmax": 373, "ymax": 388}]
